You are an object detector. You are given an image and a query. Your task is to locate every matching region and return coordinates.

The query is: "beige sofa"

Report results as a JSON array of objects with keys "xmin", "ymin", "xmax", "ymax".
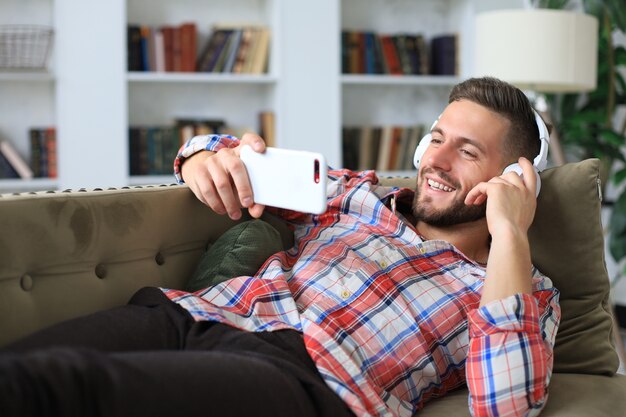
[{"xmin": 0, "ymin": 158, "xmax": 625, "ymax": 416}]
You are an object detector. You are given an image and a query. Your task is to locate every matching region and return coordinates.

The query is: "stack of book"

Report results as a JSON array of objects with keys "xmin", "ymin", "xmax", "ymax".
[
  {"xmin": 127, "ymin": 23, "xmax": 271, "ymax": 74},
  {"xmin": 196, "ymin": 25, "xmax": 271, "ymax": 74},
  {"xmin": 0, "ymin": 128, "xmax": 56, "ymax": 180},
  {"xmin": 128, "ymin": 23, "xmax": 198, "ymax": 72},
  {"xmin": 342, "ymin": 125, "xmax": 424, "ymax": 172},
  {"xmin": 129, "ymin": 111, "xmax": 276, "ymax": 176},
  {"xmin": 341, "ymin": 31, "xmax": 458, "ymax": 76}
]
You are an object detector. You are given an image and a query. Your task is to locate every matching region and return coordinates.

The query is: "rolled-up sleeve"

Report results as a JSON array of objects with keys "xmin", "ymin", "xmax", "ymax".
[
  {"xmin": 173, "ymin": 134, "xmax": 240, "ymax": 183},
  {"xmin": 466, "ymin": 287, "xmax": 560, "ymax": 417}
]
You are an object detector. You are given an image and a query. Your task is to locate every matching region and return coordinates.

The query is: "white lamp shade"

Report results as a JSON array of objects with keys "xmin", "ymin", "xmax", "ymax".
[{"xmin": 474, "ymin": 9, "xmax": 598, "ymax": 92}]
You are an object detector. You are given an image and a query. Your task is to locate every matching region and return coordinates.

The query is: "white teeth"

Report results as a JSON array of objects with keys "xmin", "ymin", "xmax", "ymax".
[{"xmin": 427, "ymin": 179, "xmax": 454, "ymax": 192}]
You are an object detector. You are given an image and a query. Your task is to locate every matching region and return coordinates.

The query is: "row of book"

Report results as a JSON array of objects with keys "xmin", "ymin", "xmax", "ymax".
[
  {"xmin": 342, "ymin": 125, "xmax": 425, "ymax": 172},
  {"xmin": 0, "ymin": 128, "xmax": 57, "ymax": 180},
  {"xmin": 127, "ymin": 23, "xmax": 270, "ymax": 74},
  {"xmin": 197, "ymin": 26, "xmax": 270, "ymax": 74},
  {"xmin": 129, "ymin": 112, "xmax": 276, "ymax": 176},
  {"xmin": 341, "ymin": 31, "xmax": 458, "ymax": 76}
]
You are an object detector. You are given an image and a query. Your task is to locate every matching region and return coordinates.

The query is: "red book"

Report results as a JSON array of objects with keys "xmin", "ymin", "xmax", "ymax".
[
  {"xmin": 179, "ymin": 23, "xmax": 197, "ymax": 72},
  {"xmin": 380, "ymin": 35, "xmax": 402, "ymax": 75},
  {"xmin": 161, "ymin": 26, "xmax": 175, "ymax": 72}
]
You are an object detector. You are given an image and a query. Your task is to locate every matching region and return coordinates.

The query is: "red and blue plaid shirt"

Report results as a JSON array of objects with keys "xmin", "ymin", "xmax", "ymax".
[{"xmin": 166, "ymin": 135, "xmax": 560, "ymax": 417}]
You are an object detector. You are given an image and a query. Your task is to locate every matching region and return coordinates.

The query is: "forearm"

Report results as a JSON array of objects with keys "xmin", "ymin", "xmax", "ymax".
[
  {"xmin": 481, "ymin": 226, "xmax": 532, "ymax": 306},
  {"xmin": 467, "ymin": 293, "xmax": 555, "ymax": 417}
]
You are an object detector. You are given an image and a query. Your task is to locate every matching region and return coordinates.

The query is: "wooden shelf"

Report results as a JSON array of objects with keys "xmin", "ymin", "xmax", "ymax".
[
  {"xmin": 341, "ymin": 74, "xmax": 461, "ymax": 86},
  {"xmin": 127, "ymin": 72, "xmax": 277, "ymax": 84}
]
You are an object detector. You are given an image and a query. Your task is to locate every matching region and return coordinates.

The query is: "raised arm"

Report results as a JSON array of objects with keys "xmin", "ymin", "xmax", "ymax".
[{"xmin": 464, "ymin": 157, "xmax": 560, "ymax": 416}]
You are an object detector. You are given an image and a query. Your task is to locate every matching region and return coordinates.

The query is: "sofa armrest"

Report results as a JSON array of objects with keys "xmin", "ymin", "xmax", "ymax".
[{"xmin": 0, "ymin": 184, "xmax": 241, "ymax": 347}]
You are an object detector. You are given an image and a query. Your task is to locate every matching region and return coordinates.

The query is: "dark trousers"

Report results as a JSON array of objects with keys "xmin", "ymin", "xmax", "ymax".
[{"xmin": 0, "ymin": 287, "xmax": 354, "ymax": 417}]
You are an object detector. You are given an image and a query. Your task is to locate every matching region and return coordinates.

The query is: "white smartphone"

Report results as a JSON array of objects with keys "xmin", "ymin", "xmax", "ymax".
[{"xmin": 240, "ymin": 145, "xmax": 328, "ymax": 214}]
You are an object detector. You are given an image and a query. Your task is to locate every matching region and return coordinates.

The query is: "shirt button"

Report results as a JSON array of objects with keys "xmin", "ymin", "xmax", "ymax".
[
  {"xmin": 380, "ymin": 261, "xmax": 388, "ymax": 268},
  {"xmin": 419, "ymin": 247, "xmax": 426, "ymax": 254},
  {"xmin": 341, "ymin": 289, "xmax": 351, "ymax": 299}
]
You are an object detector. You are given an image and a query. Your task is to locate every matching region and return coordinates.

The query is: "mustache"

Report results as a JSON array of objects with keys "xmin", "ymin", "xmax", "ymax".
[{"xmin": 420, "ymin": 168, "xmax": 461, "ymax": 189}]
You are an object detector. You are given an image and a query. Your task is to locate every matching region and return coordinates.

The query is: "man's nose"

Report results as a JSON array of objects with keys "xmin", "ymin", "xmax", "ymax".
[{"xmin": 426, "ymin": 142, "xmax": 453, "ymax": 171}]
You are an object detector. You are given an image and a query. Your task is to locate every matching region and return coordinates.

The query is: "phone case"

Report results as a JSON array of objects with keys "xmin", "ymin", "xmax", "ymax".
[{"xmin": 240, "ymin": 145, "xmax": 328, "ymax": 214}]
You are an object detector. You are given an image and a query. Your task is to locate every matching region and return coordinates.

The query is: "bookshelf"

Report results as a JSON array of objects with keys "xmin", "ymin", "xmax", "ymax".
[
  {"xmin": 1, "ymin": 0, "xmax": 525, "ymax": 193},
  {"xmin": 0, "ymin": 0, "xmax": 57, "ymax": 192},
  {"xmin": 339, "ymin": 0, "xmax": 474, "ymax": 172}
]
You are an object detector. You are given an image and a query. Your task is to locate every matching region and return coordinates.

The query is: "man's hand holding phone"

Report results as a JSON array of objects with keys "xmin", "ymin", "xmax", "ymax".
[
  {"xmin": 181, "ymin": 133, "xmax": 267, "ymax": 220},
  {"xmin": 181, "ymin": 132, "xmax": 328, "ymax": 219}
]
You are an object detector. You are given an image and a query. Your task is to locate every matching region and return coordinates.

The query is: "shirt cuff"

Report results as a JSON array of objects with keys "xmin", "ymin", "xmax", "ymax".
[
  {"xmin": 173, "ymin": 134, "xmax": 240, "ymax": 184},
  {"xmin": 468, "ymin": 293, "xmax": 541, "ymax": 337}
]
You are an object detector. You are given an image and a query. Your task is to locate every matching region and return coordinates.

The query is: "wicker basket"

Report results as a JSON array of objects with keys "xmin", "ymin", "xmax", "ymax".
[{"xmin": 0, "ymin": 25, "xmax": 53, "ymax": 70}]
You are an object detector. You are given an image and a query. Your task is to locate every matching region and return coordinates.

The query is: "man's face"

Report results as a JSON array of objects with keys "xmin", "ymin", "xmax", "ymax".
[{"xmin": 413, "ymin": 100, "xmax": 510, "ymax": 227}]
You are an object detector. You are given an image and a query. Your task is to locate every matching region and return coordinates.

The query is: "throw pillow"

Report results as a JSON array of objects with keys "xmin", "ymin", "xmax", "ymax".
[{"xmin": 185, "ymin": 219, "xmax": 284, "ymax": 292}]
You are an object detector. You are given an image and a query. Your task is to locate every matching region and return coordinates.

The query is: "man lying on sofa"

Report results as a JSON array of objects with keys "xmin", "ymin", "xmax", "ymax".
[{"xmin": 0, "ymin": 77, "xmax": 560, "ymax": 417}]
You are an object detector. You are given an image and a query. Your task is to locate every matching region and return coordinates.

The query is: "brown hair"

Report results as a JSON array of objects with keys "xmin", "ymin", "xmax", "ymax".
[{"xmin": 448, "ymin": 77, "xmax": 542, "ymax": 165}]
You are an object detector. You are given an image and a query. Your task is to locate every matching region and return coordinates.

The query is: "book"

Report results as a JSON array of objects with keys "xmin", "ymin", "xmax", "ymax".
[
  {"xmin": 379, "ymin": 35, "xmax": 402, "ymax": 75},
  {"xmin": 342, "ymin": 127, "xmax": 360, "ymax": 169},
  {"xmin": 430, "ymin": 34, "xmax": 458, "ymax": 75},
  {"xmin": 179, "ymin": 23, "xmax": 197, "ymax": 72},
  {"xmin": 376, "ymin": 126, "xmax": 394, "ymax": 171},
  {"xmin": 0, "ymin": 152, "xmax": 19, "ymax": 179},
  {"xmin": 249, "ymin": 27, "xmax": 270, "ymax": 74},
  {"xmin": 0, "ymin": 140, "xmax": 34, "ymax": 179},
  {"xmin": 232, "ymin": 28, "xmax": 253, "ymax": 73},
  {"xmin": 127, "ymin": 25, "xmax": 143, "ymax": 71},
  {"xmin": 221, "ymin": 29, "xmax": 243, "ymax": 73},
  {"xmin": 161, "ymin": 26, "xmax": 175, "ymax": 72},
  {"xmin": 259, "ymin": 111, "xmax": 276, "ymax": 147}
]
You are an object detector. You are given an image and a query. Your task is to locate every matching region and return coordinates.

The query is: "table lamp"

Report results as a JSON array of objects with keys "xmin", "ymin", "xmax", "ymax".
[{"xmin": 474, "ymin": 8, "xmax": 598, "ymax": 164}]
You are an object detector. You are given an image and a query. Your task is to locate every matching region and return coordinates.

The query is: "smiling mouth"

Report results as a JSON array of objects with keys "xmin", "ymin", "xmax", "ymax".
[{"xmin": 427, "ymin": 178, "xmax": 455, "ymax": 192}]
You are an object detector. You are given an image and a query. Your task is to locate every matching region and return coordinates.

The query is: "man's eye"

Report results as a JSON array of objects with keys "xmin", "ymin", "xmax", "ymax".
[
  {"xmin": 430, "ymin": 138, "xmax": 443, "ymax": 145},
  {"xmin": 461, "ymin": 149, "xmax": 477, "ymax": 158}
]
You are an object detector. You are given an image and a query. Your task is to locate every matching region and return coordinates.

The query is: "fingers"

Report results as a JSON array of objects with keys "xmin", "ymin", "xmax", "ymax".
[
  {"xmin": 236, "ymin": 132, "xmax": 266, "ymax": 155},
  {"xmin": 182, "ymin": 135, "xmax": 269, "ymax": 220},
  {"xmin": 518, "ymin": 157, "xmax": 537, "ymax": 196},
  {"xmin": 465, "ymin": 158, "xmax": 535, "ymax": 206}
]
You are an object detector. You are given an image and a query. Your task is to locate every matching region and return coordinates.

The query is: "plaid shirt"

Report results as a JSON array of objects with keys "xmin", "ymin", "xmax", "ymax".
[{"xmin": 166, "ymin": 135, "xmax": 560, "ymax": 417}]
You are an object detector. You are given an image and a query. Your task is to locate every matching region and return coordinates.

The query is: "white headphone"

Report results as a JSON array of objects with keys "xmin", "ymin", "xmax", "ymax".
[{"xmin": 412, "ymin": 109, "xmax": 550, "ymax": 196}]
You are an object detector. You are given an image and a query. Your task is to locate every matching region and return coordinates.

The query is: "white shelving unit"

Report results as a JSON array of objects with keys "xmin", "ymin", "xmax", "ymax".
[
  {"xmin": 339, "ymin": 0, "xmax": 474, "ymax": 162},
  {"xmin": 1, "ymin": 0, "xmax": 525, "ymax": 193},
  {"xmin": 0, "ymin": 0, "xmax": 56, "ymax": 192}
]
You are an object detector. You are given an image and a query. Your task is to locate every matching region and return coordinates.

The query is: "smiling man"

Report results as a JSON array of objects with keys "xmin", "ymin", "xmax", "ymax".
[{"xmin": 1, "ymin": 77, "xmax": 559, "ymax": 417}]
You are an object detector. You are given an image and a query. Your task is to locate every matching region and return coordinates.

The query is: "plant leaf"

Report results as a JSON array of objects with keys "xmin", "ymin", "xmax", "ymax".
[
  {"xmin": 599, "ymin": 128, "xmax": 626, "ymax": 146},
  {"xmin": 613, "ymin": 167, "xmax": 626, "ymax": 185}
]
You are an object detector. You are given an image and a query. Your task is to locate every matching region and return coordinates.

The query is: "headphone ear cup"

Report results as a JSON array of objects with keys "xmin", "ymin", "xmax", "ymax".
[
  {"xmin": 413, "ymin": 133, "xmax": 432, "ymax": 169},
  {"xmin": 502, "ymin": 163, "xmax": 542, "ymax": 197}
]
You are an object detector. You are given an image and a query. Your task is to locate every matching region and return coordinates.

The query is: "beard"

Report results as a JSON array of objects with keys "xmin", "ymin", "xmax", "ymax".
[{"xmin": 412, "ymin": 171, "xmax": 487, "ymax": 227}]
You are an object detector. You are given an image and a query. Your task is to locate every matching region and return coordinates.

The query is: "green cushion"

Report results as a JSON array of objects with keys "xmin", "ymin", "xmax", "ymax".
[
  {"xmin": 185, "ymin": 219, "xmax": 283, "ymax": 291},
  {"xmin": 528, "ymin": 158, "xmax": 619, "ymax": 375}
]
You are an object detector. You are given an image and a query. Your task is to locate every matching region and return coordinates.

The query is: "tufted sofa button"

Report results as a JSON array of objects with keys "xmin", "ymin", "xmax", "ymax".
[
  {"xmin": 155, "ymin": 252, "xmax": 165, "ymax": 266},
  {"xmin": 20, "ymin": 274, "xmax": 33, "ymax": 291},
  {"xmin": 95, "ymin": 264, "xmax": 107, "ymax": 279}
]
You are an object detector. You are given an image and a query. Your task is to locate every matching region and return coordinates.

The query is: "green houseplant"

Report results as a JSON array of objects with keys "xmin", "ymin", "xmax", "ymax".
[{"xmin": 539, "ymin": 0, "xmax": 626, "ymax": 276}]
